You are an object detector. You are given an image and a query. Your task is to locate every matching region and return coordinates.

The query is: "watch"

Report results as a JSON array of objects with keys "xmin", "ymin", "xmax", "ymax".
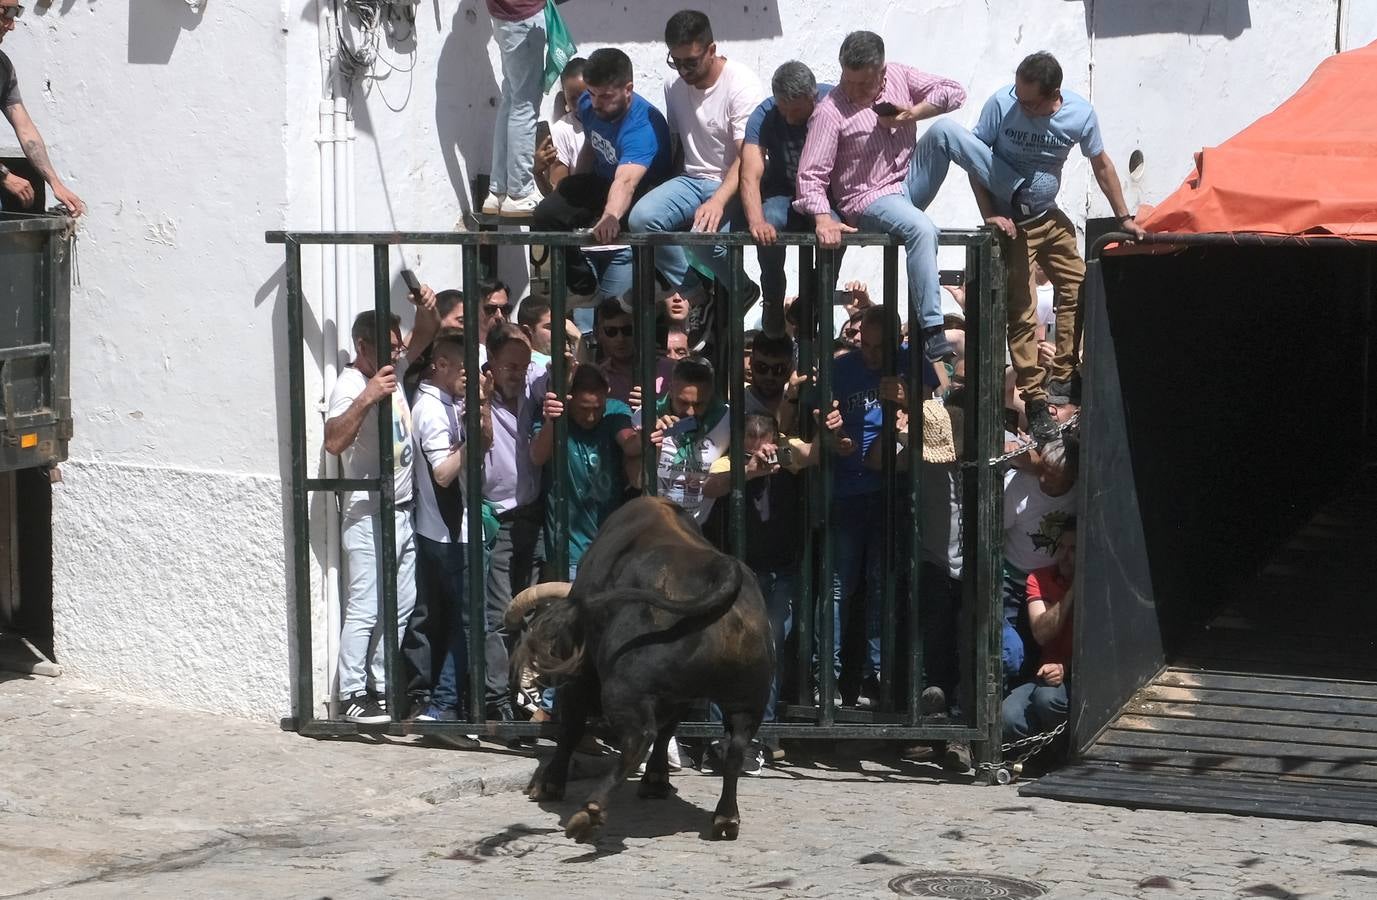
[
  {"xmin": 1119, "ymin": 213, "xmax": 1135, "ymax": 222},
  {"xmin": 0, "ymin": 164, "xmax": 10, "ymax": 179}
]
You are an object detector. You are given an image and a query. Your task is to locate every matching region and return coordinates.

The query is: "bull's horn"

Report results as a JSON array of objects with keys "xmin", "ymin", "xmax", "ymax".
[{"xmin": 505, "ymin": 581, "xmax": 573, "ymax": 627}]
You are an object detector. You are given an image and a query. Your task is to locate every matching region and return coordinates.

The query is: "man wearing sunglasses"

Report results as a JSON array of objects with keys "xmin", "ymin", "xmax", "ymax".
[
  {"xmin": 593, "ymin": 298, "xmax": 673, "ymax": 405},
  {"xmin": 627, "ymin": 10, "xmax": 766, "ymax": 316},
  {"xmin": 0, "ymin": 1, "xmax": 84, "ymax": 216}
]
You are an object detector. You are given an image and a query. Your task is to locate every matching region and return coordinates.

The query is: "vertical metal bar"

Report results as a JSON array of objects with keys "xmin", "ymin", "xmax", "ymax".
[
  {"xmin": 967, "ymin": 234, "xmax": 1006, "ymax": 773},
  {"xmin": 549, "ymin": 243, "xmax": 570, "ymax": 578},
  {"xmin": 879, "ymin": 244, "xmax": 898, "ymax": 714},
  {"xmin": 815, "ymin": 247, "xmax": 837, "ymax": 726},
  {"xmin": 794, "ymin": 244, "xmax": 815, "ymax": 709},
  {"xmin": 372, "ymin": 246, "xmax": 401, "ymax": 723},
  {"xmin": 462, "ymin": 244, "xmax": 487, "ymax": 725},
  {"xmin": 635, "ymin": 245, "xmax": 659, "ymax": 494},
  {"xmin": 285, "ymin": 239, "xmax": 314, "ymax": 726},
  {"xmin": 727, "ymin": 245, "xmax": 747, "ymax": 561},
  {"xmin": 905, "ymin": 249, "xmax": 927, "ymax": 727}
]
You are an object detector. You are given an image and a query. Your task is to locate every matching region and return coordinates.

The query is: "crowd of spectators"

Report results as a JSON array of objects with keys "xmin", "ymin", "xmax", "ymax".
[{"xmin": 324, "ymin": 7, "xmax": 1123, "ymax": 773}]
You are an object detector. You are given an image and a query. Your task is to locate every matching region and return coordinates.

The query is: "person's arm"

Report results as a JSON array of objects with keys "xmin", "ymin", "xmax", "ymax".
[
  {"xmin": 616, "ymin": 424, "xmax": 642, "ymax": 457},
  {"xmin": 1090, "ymin": 151, "xmax": 1146, "ymax": 239},
  {"xmin": 3, "ymin": 102, "xmax": 85, "ymax": 216},
  {"xmin": 591, "ymin": 162, "xmax": 649, "ymax": 243},
  {"xmin": 324, "ymin": 367, "xmax": 395, "ymax": 455},
  {"xmin": 404, "ymin": 284, "xmax": 441, "ymax": 364},
  {"xmin": 794, "ymin": 111, "xmax": 856, "ymax": 249},
  {"xmin": 530, "ymin": 392, "xmax": 562, "ymax": 467},
  {"xmin": 741, "ymin": 142, "xmax": 774, "ymax": 244},
  {"xmin": 1029, "ymin": 581, "xmax": 1075, "ymax": 648},
  {"xmin": 693, "ymin": 146, "xmax": 744, "ymax": 233},
  {"xmin": 969, "ymin": 176, "xmax": 1015, "ymax": 239}
]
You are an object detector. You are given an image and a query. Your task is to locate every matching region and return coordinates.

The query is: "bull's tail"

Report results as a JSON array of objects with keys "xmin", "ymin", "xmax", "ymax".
[{"xmin": 510, "ymin": 596, "xmax": 587, "ymax": 683}]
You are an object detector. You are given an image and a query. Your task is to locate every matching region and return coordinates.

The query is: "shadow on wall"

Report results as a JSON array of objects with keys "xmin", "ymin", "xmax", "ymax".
[
  {"xmin": 557, "ymin": 0, "xmax": 785, "ymax": 42},
  {"xmin": 128, "ymin": 1, "xmax": 206, "ymax": 65},
  {"xmin": 1079, "ymin": 0, "xmax": 1252, "ymax": 39},
  {"xmin": 437, "ymin": 0, "xmax": 499, "ymax": 218}
]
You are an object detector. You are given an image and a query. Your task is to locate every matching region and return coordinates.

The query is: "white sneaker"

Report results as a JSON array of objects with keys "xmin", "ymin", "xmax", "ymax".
[
  {"xmin": 635, "ymin": 736, "xmax": 684, "ymax": 775},
  {"xmin": 499, "ymin": 193, "xmax": 539, "ymax": 217},
  {"xmin": 481, "ymin": 192, "xmax": 504, "ymax": 215}
]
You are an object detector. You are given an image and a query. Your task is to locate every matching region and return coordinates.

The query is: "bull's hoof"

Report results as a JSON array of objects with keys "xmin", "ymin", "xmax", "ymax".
[
  {"xmin": 565, "ymin": 803, "xmax": 605, "ymax": 843},
  {"xmin": 527, "ymin": 781, "xmax": 564, "ymax": 802},
  {"xmin": 711, "ymin": 814, "xmax": 740, "ymax": 841},
  {"xmin": 637, "ymin": 773, "xmax": 673, "ymax": 799}
]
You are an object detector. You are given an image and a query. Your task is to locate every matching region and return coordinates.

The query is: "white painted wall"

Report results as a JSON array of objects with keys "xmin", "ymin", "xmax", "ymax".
[{"xmin": 2, "ymin": 0, "xmax": 1350, "ymax": 719}]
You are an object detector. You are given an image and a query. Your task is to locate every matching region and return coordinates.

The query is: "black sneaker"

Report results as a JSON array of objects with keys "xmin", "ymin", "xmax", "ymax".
[
  {"xmin": 340, "ymin": 692, "xmax": 389, "ymax": 724},
  {"xmin": 1025, "ymin": 398, "xmax": 1060, "ymax": 445},
  {"xmin": 1045, "ymin": 376, "xmax": 1079, "ymax": 406},
  {"xmin": 922, "ymin": 326, "xmax": 956, "ymax": 363}
]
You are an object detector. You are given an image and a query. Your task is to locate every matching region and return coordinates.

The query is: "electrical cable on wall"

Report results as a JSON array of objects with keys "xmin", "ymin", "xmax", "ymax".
[{"xmin": 334, "ymin": 0, "xmax": 419, "ymax": 111}]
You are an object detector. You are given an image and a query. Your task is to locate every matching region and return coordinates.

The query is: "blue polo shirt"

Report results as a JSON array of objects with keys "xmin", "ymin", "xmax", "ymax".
[
  {"xmin": 577, "ymin": 91, "xmax": 673, "ymax": 185},
  {"xmin": 743, "ymin": 85, "xmax": 833, "ymax": 199}
]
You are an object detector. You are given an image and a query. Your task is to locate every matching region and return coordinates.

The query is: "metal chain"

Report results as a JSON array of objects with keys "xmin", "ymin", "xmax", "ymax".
[
  {"xmin": 961, "ymin": 413, "xmax": 1080, "ymax": 469},
  {"xmin": 976, "ymin": 720, "xmax": 1068, "ymax": 782}
]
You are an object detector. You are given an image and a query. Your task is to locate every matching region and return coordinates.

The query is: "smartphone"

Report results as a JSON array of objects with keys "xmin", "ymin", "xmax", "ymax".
[
  {"xmin": 833, "ymin": 289, "xmax": 853, "ymax": 306},
  {"xmin": 872, "ymin": 101, "xmax": 901, "ymax": 117},
  {"xmin": 775, "ymin": 445, "xmax": 794, "ymax": 468},
  {"xmin": 535, "ymin": 119, "xmax": 552, "ymax": 148},
  {"xmin": 666, "ymin": 416, "xmax": 698, "ymax": 437},
  {"xmin": 401, "ymin": 269, "xmax": 421, "ymax": 292},
  {"xmin": 939, "ymin": 270, "xmax": 965, "ymax": 287}
]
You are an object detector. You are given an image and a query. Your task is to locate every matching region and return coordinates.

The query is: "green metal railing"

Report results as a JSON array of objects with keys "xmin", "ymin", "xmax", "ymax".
[{"xmin": 267, "ymin": 227, "xmax": 1007, "ymax": 768}]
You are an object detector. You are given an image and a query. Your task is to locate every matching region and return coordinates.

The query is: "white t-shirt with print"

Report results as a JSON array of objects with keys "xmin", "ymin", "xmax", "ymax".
[
  {"xmin": 411, "ymin": 381, "xmax": 468, "ymax": 545},
  {"xmin": 327, "ymin": 364, "xmax": 415, "ymax": 521},
  {"xmin": 664, "ymin": 59, "xmax": 766, "ymax": 180},
  {"xmin": 1002, "ymin": 467, "xmax": 1075, "ymax": 573},
  {"xmin": 656, "ymin": 409, "xmax": 732, "ymax": 524}
]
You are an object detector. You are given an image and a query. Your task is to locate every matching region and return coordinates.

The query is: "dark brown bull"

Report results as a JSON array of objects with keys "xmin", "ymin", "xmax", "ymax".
[{"xmin": 506, "ymin": 496, "xmax": 774, "ymax": 842}]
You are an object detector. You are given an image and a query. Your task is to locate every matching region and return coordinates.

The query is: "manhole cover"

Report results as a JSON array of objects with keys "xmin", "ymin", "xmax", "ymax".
[{"xmin": 889, "ymin": 871, "xmax": 1047, "ymax": 899}]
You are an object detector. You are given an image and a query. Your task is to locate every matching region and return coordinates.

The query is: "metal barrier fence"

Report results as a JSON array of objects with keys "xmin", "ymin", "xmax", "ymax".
[{"xmin": 266, "ymin": 227, "xmax": 1007, "ymax": 771}]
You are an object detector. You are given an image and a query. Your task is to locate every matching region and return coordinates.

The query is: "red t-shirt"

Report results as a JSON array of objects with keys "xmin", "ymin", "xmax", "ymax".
[
  {"xmin": 1026, "ymin": 565, "xmax": 1073, "ymax": 667},
  {"xmin": 487, "ymin": 0, "xmax": 546, "ymax": 21}
]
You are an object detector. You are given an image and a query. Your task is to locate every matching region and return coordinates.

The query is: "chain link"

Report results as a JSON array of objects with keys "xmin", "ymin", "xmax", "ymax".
[
  {"xmin": 962, "ymin": 413, "xmax": 1080, "ymax": 470},
  {"xmin": 976, "ymin": 720, "xmax": 1068, "ymax": 781}
]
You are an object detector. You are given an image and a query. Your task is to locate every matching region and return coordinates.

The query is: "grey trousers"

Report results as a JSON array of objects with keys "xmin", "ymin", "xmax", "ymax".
[{"xmin": 482, "ymin": 502, "xmax": 542, "ymax": 708}]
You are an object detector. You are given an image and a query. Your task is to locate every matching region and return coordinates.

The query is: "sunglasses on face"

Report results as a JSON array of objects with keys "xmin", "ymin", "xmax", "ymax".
[
  {"xmin": 601, "ymin": 325, "xmax": 633, "ymax": 338},
  {"xmin": 1, "ymin": 5, "xmax": 23, "ymax": 20},
  {"xmin": 666, "ymin": 47, "xmax": 710, "ymax": 73},
  {"xmin": 483, "ymin": 303, "xmax": 507, "ymax": 317},
  {"xmin": 751, "ymin": 360, "xmax": 788, "ymax": 376}
]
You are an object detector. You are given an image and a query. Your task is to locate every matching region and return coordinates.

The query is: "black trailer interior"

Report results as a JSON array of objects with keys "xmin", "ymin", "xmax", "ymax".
[{"xmin": 1023, "ymin": 238, "xmax": 1377, "ymax": 824}]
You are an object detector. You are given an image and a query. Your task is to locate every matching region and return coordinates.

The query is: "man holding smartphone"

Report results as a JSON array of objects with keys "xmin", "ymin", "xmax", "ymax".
[
  {"xmin": 646, "ymin": 356, "xmax": 731, "ymax": 525},
  {"xmin": 795, "ymin": 30, "xmax": 965, "ymax": 363}
]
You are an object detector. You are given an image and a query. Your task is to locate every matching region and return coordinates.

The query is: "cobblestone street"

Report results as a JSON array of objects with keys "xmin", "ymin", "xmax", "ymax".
[{"xmin": 4, "ymin": 673, "xmax": 1377, "ymax": 899}]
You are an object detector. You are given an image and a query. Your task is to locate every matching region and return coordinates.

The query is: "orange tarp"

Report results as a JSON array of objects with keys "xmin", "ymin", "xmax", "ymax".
[{"xmin": 1139, "ymin": 40, "xmax": 1377, "ymax": 240}]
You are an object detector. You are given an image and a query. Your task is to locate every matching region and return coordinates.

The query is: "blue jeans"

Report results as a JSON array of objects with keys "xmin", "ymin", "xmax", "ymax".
[
  {"xmin": 587, "ymin": 246, "xmax": 634, "ymax": 303},
  {"xmin": 489, "ymin": 10, "xmax": 545, "ymax": 200},
  {"xmin": 1001, "ymin": 680, "xmax": 1068, "ymax": 742},
  {"xmin": 753, "ymin": 563, "xmax": 797, "ymax": 722},
  {"xmin": 422, "ymin": 538, "xmax": 470, "ymax": 712},
  {"xmin": 1001, "ymin": 562, "xmax": 1037, "ymax": 685},
  {"xmin": 857, "ymin": 119, "xmax": 1028, "ymax": 331},
  {"xmin": 831, "ymin": 492, "xmax": 884, "ymax": 681},
  {"xmin": 628, "ymin": 175, "xmax": 740, "ymax": 295}
]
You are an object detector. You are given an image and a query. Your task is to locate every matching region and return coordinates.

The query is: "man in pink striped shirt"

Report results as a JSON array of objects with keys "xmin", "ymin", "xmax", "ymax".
[{"xmin": 794, "ymin": 31, "xmax": 966, "ymax": 362}]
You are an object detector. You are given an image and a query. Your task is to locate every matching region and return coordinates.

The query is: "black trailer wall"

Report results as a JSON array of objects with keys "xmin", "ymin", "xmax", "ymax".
[{"xmin": 1074, "ymin": 243, "xmax": 1375, "ymax": 749}]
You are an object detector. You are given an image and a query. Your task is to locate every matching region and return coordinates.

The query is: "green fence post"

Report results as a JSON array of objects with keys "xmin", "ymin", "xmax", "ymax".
[
  {"xmin": 285, "ymin": 239, "xmax": 314, "ymax": 727},
  {"xmin": 794, "ymin": 244, "xmax": 816, "ymax": 710},
  {"xmin": 462, "ymin": 244, "xmax": 488, "ymax": 726},
  {"xmin": 549, "ymin": 244, "xmax": 570, "ymax": 579},
  {"xmin": 372, "ymin": 246, "xmax": 402, "ymax": 724},
  {"xmin": 635, "ymin": 245, "xmax": 659, "ymax": 495},
  {"xmin": 815, "ymin": 246, "xmax": 837, "ymax": 726},
  {"xmin": 879, "ymin": 244, "xmax": 899, "ymax": 714},
  {"xmin": 905, "ymin": 249, "xmax": 926, "ymax": 726},
  {"xmin": 727, "ymin": 245, "xmax": 747, "ymax": 560}
]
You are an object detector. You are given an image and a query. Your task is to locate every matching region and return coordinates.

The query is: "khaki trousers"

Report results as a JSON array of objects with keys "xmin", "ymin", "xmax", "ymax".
[{"xmin": 1003, "ymin": 209, "xmax": 1085, "ymax": 401}]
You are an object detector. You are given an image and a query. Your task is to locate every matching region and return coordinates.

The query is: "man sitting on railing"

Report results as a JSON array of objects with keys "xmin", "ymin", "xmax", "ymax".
[
  {"xmin": 628, "ymin": 10, "xmax": 766, "ymax": 322},
  {"xmin": 531, "ymin": 48, "xmax": 672, "ymax": 306},
  {"xmin": 794, "ymin": 30, "xmax": 965, "ymax": 365},
  {"xmin": 741, "ymin": 61, "xmax": 836, "ymax": 339},
  {"xmin": 1002, "ymin": 518, "xmax": 1076, "ymax": 753}
]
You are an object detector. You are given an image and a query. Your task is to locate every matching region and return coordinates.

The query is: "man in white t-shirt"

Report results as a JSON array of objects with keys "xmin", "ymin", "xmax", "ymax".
[
  {"xmin": 628, "ymin": 10, "xmax": 766, "ymax": 315},
  {"xmin": 325, "ymin": 299, "xmax": 438, "ymax": 724},
  {"xmin": 647, "ymin": 355, "xmax": 731, "ymax": 525},
  {"xmin": 1001, "ymin": 436, "xmax": 1078, "ymax": 686},
  {"xmin": 405, "ymin": 331, "xmax": 487, "ymax": 728}
]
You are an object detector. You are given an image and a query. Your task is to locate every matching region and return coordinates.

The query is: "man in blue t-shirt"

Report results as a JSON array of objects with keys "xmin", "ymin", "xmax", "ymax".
[
  {"xmin": 901, "ymin": 51, "xmax": 1145, "ymax": 445},
  {"xmin": 827, "ymin": 305, "xmax": 938, "ymax": 706},
  {"xmin": 532, "ymin": 48, "xmax": 672, "ymax": 303},
  {"xmin": 529, "ymin": 364, "xmax": 640, "ymax": 574},
  {"xmin": 741, "ymin": 60, "xmax": 839, "ymax": 338}
]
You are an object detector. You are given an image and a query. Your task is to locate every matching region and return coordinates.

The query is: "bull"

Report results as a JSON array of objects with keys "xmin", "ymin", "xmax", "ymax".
[{"xmin": 505, "ymin": 496, "xmax": 774, "ymax": 842}]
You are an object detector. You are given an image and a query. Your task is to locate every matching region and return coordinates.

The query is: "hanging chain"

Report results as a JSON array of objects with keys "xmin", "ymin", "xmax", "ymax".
[
  {"xmin": 962, "ymin": 413, "xmax": 1080, "ymax": 469},
  {"xmin": 976, "ymin": 720, "xmax": 1068, "ymax": 782}
]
